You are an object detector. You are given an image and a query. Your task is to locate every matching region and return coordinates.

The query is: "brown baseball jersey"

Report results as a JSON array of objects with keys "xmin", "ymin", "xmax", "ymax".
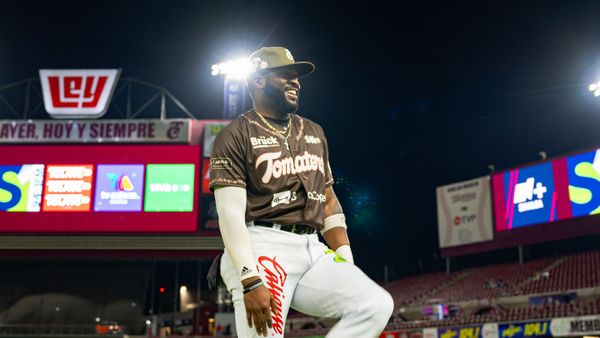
[{"xmin": 209, "ymin": 110, "xmax": 334, "ymax": 230}]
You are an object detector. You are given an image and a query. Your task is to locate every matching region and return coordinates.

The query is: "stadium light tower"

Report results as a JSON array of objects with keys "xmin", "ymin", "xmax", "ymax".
[
  {"xmin": 588, "ymin": 81, "xmax": 600, "ymax": 97},
  {"xmin": 211, "ymin": 58, "xmax": 253, "ymax": 118}
]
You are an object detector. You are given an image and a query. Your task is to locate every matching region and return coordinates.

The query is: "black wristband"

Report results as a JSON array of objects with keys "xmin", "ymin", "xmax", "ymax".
[{"xmin": 243, "ymin": 279, "xmax": 264, "ymax": 294}]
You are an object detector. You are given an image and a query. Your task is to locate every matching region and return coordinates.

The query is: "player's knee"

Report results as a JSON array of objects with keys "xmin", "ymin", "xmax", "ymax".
[
  {"xmin": 376, "ymin": 289, "xmax": 395, "ymax": 322},
  {"xmin": 364, "ymin": 288, "xmax": 394, "ymax": 324}
]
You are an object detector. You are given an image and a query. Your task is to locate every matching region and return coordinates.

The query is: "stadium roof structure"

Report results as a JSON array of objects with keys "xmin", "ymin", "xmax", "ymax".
[{"xmin": 0, "ymin": 77, "xmax": 195, "ymax": 120}]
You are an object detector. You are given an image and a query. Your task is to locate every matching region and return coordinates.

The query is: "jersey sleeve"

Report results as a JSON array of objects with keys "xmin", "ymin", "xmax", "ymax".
[
  {"xmin": 319, "ymin": 125, "xmax": 335, "ymax": 187},
  {"xmin": 209, "ymin": 123, "xmax": 247, "ymax": 191}
]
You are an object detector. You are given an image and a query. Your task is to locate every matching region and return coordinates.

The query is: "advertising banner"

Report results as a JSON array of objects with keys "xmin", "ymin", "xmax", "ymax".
[
  {"xmin": 438, "ymin": 324, "xmax": 498, "ymax": 338},
  {"xmin": 436, "ymin": 176, "xmax": 493, "ymax": 248},
  {"xmin": 380, "ymin": 329, "xmax": 423, "ymax": 338},
  {"xmin": 550, "ymin": 315, "xmax": 600, "ymax": 337},
  {"xmin": 94, "ymin": 165, "xmax": 144, "ymax": 211},
  {"xmin": 423, "ymin": 328, "xmax": 439, "ymax": 338},
  {"xmin": 0, "ymin": 145, "xmax": 200, "ymax": 233},
  {"xmin": 144, "ymin": 164, "xmax": 195, "ymax": 212},
  {"xmin": 39, "ymin": 69, "xmax": 120, "ymax": 119},
  {"xmin": 567, "ymin": 149, "xmax": 600, "ymax": 217},
  {"xmin": 43, "ymin": 164, "xmax": 94, "ymax": 211},
  {"xmin": 529, "ymin": 293, "xmax": 576, "ymax": 306},
  {"xmin": 0, "ymin": 165, "xmax": 44, "ymax": 212},
  {"xmin": 483, "ymin": 323, "xmax": 499, "ymax": 338},
  {"xmin": 499, "ymin": 321, "xmax": 551, "ymax": 338},
  {"xmin": 439, "ymin": 326, "xmax": 481, "ymax": 338},
  {"xmin": 0, "ymin": 119, "xmax": 190, "ymax": 143},
  {"xmin": 202, "ymin": 121, "xmax": 229, "ymax": 158},
  {"xmin": 493, "ymin": 162, "xmax": 558, "ymax": 230},
  {"xmin": 202, "ymin": 158, "xmax": 212, "ymax": 195}
]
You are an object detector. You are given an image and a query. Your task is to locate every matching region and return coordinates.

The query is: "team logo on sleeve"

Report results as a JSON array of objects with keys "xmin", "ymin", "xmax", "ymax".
[{"xmin": 210, "ymin": 158, "xmax": 232, "ymax": 170}]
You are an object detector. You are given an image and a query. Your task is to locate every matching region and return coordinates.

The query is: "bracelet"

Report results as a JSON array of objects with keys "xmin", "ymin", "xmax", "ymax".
[{"xmin": 243, "ymin": 279, "xmax": 263, "ymax": 294}]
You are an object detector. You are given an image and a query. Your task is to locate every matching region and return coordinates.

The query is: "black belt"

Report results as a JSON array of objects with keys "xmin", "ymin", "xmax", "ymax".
[{"xmin": 254, "ymin": 221, "xmax": 317, "ymax": 235}]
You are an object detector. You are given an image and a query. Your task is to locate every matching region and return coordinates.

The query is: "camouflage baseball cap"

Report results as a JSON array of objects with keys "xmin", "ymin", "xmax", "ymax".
[{"xmin": 249, "ymin": 47, "xmax": 315, "ymax": 77}]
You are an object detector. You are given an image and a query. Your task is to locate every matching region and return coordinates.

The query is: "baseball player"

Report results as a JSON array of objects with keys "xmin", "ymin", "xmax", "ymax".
[{"xmin": 210, "ymin": 46, "xmax": 393, "ymax": 337}]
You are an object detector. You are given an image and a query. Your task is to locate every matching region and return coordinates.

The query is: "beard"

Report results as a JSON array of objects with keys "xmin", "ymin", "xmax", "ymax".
[{"xmin": 263, "ymin": 81, "xmax": 298, "ymax": 115}]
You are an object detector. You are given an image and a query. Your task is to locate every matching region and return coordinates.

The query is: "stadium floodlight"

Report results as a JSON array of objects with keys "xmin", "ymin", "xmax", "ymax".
[
  {"xmin": 588, "ymin": 81, "xmax": 600, "ymax": 97},
  {"xmin": 212, "ymin": 56, "xmax": 252, "ymax": 118},
  {"xmin": 211, "ymin": 58, "xmax": 253, "ymax": 80}
]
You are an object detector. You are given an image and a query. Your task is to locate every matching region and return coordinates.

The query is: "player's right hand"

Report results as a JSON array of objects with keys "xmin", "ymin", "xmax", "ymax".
[{"xmin": 243, "ymin": 282, "xmax": 276, "ymax": 337}]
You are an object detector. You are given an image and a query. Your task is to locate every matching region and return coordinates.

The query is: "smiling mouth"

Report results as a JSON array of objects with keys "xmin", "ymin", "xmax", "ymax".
[{"xmin": 285, "ymin": 88, "xmax": 298, "ymax": 101}]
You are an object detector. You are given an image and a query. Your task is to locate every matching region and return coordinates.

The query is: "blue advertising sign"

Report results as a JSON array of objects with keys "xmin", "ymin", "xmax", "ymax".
[
  {"xmin": 502, "ymin": 162, "xmax": 556, "ymax": 229},
  {"xmin": 499, "ymin": 321, "xmax": 551, "ymax": 338},
  {"xmin": 439, "ymin": 326, "xmax": 483, "ymax": 338},
  {"xmin": 94, "ymin": 164, "xmax": 144, "ymax": 211}
]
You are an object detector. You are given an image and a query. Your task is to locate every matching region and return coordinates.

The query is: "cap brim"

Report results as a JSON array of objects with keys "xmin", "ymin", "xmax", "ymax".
[{"xmin": 261, "ymin": 61, "xmax": 315, "ymax": 78}]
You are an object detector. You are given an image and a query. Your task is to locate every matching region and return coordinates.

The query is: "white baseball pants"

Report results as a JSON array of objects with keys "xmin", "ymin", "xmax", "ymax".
[{"xmin": 220, "ymin": 225, "xmax": 394, "ymax": 337}]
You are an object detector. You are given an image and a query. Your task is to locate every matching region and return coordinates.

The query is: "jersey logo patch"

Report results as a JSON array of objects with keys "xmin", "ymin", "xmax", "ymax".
[
  {"xmin": 307, "ymin": 191, "xmax": 326, "ymax": 203},
  {"xmin": 255, "ymin": 151, "xmax": 325, "ymax": 184},
  {"xmin": 304, "ymin": 135, "xmax": 321, "ymax": 144},
  {"xmin": 272, "ymin": 190, "xmax": 297, "ymax": 207},
  {"xmin": 241, "ymin": 266, "xmax": 252, "ymax": 277},
  {"xmin": 251, "ymin": 136, "xmax": 280, "ymax": 149},
  {"xmin": 211, "ymin": 158, "xmax": 232, "ymax": 170}
]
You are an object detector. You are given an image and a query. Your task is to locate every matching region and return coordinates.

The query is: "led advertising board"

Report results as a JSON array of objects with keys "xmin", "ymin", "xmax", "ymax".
[
  {"xmin": 493, "ymin": 162, "xmax": 558, "ymax": 230},
  {"xmin": 566, "ymin": 149, "xmax": 600, "ymax": 217},
  {"xmin": 0, "ymin": 165, "xmax": 44, "ymax": 212},
  {"xmin": 442, "ymin": 147, "xmax": 600, "ymax": 256},
  {"xmin": 0, "ymin": 145, "xmax": 200, "ymax": 233},
  {"xmin": 94, "ymin": 165, "xmax": 144, "ymax": 211},
  {"xmin": 43, "ymin": 164, "xmax": 94, "ymax": 211}
]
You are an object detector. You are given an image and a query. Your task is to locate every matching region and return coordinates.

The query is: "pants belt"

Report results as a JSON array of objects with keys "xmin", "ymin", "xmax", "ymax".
[{"xmin": 253, "ymin": 221, "xmax": 317, "ymax": 235}]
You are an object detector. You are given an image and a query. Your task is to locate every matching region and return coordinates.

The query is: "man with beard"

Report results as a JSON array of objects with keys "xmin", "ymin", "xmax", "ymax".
[{"xmin": 210, "ymin": 47, "xmax": 393, "ymax": 337}]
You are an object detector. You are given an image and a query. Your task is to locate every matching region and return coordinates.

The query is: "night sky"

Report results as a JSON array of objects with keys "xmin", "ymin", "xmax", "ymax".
[{"xmin": 2, "ymin": 1, "xmax": 600, "ymax": 280}]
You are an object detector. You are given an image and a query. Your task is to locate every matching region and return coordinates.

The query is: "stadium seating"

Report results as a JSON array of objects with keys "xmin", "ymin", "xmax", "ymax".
[
  {"xmin": 381, "ymin": 297, "xmax": 600, "ymax": 331},
  {"xmin": 516, "ymin": 251, "xmax": 600, "ymax": 295},
  {"xmin": 383, "ymin": 271, "xmax": 459, "ymax": 306},
  {"xmin": 423, "ymin": 258, "xmax": 554, "ymax": 303},
  {"xmin": 286, "ymin": 249, "xmax": 600, "ymax": 336}
]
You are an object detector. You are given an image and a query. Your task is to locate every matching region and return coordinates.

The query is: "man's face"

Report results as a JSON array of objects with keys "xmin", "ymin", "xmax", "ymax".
[{"xmin": 263, "ymin": 69, "xmax": 301, "ymax": 114}]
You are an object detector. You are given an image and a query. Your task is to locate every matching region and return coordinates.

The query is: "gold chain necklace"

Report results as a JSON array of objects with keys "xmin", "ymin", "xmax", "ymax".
[{"xmin": 254, "ymin": 110, "xmax": 292, "ymax": 150}]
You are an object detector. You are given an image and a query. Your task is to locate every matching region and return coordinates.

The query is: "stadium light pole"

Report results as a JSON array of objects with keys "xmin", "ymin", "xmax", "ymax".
[{"xmin": 211, "ymin": 58, "xmax": 253, "ymax": 118}]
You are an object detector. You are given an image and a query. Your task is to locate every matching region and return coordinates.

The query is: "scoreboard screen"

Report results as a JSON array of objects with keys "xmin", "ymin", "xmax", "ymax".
[
  {"xmin": 490, "ymin": 148, "xmax": 600, "ymax": 233},
  {"xmin": 0, "ymin": 145, "xmax": 200, "ymax": 233},
  {"xmin": 492, "ymin": 162, "xmax": 559, "ymax": 231},
  {"xmin": 442, "ymin": 147, "xmax": 600, "ymax": 257},
  {"xmin": 566, "ymin": 149, "xmax": 600, "ymax": 218}
]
